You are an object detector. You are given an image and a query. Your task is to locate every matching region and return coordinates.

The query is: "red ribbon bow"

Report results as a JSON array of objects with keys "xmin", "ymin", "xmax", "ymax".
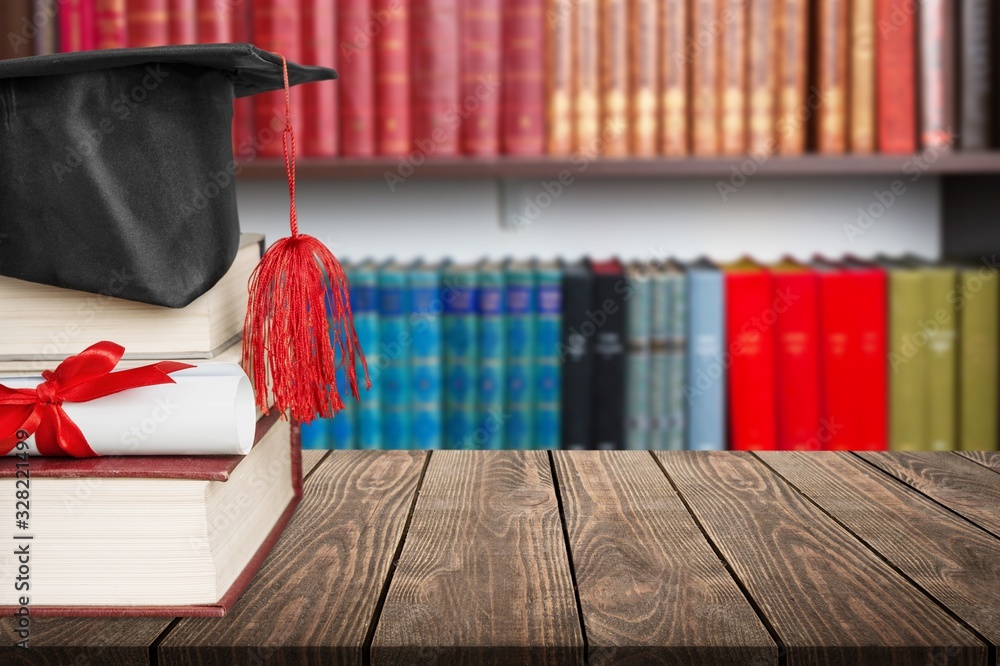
[{"xmin": 0, "ymin": 341, "xmax": 193, "ymax": 457}]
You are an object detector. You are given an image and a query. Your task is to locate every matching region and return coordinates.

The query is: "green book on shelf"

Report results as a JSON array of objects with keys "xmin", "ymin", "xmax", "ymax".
[
  {"xmin": 915, "ymin": 260, "xmax": 958, "ymax": 451},
  {"xmin": 958, "ymin": 265, "xmax": 999, "ymax": 451},
  {"xmin": 625, "ymin": 262, "xmax": 652, "ymax": 450},
  {"xmin": 886, "ymin": 261, "xmax": 928, "ymax": 451}
]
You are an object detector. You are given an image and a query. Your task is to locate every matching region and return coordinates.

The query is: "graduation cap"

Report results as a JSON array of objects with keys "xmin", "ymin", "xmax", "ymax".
[{"xmin": 0, "ymin": 44, "xmax": 369, "ymax": 422}]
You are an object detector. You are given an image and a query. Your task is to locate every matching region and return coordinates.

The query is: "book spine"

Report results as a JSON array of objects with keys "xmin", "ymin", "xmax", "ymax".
[
  {"xmin": 958, "ymin": 268, "xmax": 999, "ymax": 451},
  {"xmin": 331, "ymin": 294, "xmax": 358, "ymax": 450},
  {"xmin": 535, "ymin": 267, "xmax": 563, "ymax": 449},
  {"xmin": 301, "ymin": 0, "xmax": 338, "ymax": 156},
  {"xmin": 503, "ymin": 0, "xmax": 545, "ymax": 154},
  {"xmin": 725, "ymin": 271, "xmax": 777, "ymax": 450},
  {"xmin": 477, "ymin": 269, "xmax": 505, "ymax": 449},
  {"xmin": 574, "ymin": 0, "xmax": 600, "ymax": 153},
  {"xmin": 849, "ymin": 0, "xmax": 875, "ymax": 152},
  {"xmin": 409, "ymin": 269, "xmax": 443, "ymax": 450},
  {"xmin": 352, "ymin": 269, "xmax": 382, "ymax": 449},
  {"xmin": 748, "ymin": 0, "xmax": 776, "ymax": 155},
  {"xmin": 127, "ymin": 0, "xmax": 169, "ymax": 47},
  {"xmin": 719, "ymin": 0, "xmax": 747, "ymax": 155},
  {"xmin": 649, "ymin": 274, "xmax": 670, "ymax": 450},
  {"xmin": 625, "ymin": 272, "xmax": 652, "ymax": 449},
  {"xmin": 59, "ymin": 0, "xmax": 95, "ymax": 52},
  {"xmin": 505, "ymin": 268, "xmax": 536, "ymax": 450},
  {"xmin": 95, "ymin": 0, "xmax": 127, "ymax": 49},
  {"xmin": 665, "ymin": 272, "xmax": 687, "ymax": 450},
  {"xmin": 231, "ymin": 1, "xmax": 253, "ymax": 156},
  {"xmin": 29, "ymin": 0, "xmax": 57, "ymax": 55},
  {"xmin": 924, "ymin": 268, "xmax": 957, "ymax": 451},
  {"xmin": 252, "ymin": 0, "xmax": 302, "ymax": 158},
  {"xmin": 546, "ymin": 0, "xmax": 574, "ymax": 154},
  {"xmin": 630, "ymin": 0, "xmax": 658, "ymax": 155},
  {"xmin": 888, "ymin": 269, "xmax": 924, "ymax": 450},
  {"xmin": 444, "ymin": 270, "xmax": 479, "ymax": 447},
  {"xmin": 461, "ymin": 0, "xmax": 502, "ymax": 155},
  {"xmin": 817, "ymin": 0, "xmax": 848, "ymax": 153},
  {"xmin": 375, "ymin": 0, "xmax": 410, "ymax": 155},
  {"xmin": 411, "ymin": 0, "xmax": 460, "ymax": 155},
  {"xmin": 852, "ymin": 268, "xmax": 887, "ymax": 451},
  {"xmin": 777, "ymin": 0, "xmax": 808, "ymax": 154},
  {"xmin": 378, "ymin": 271, "xmax": 410, "ymax": 450},
  {"xmin": 339, "ymin": 0, "xmax": 376, "ymax": 156},
  {"xmin": 817, "ymin": 272, "xmax": 856, "ymax": 450},
  {"xmin": 599, "ymin": 0, "xmax": 629, "ymax": 155},
  {"xmin": 875, "ymin": 0, "xmax": 916, "ymax": 153},
  {"xmin": 591, "ymin": 265, "xmax": 627, "ymax": 449},
  {"xmin": 660, "ymin": 0, "xmax": 687, "ymax": 155},
  {"xmin": 959, "ymin": 0, "xmax": 993, "ymax": 149},
  {"xmin": 560, "ymin": 268, "xmax": 592, "ymax": 449},
  {"xmin": 918, "ymin": 0, "xmax": 954, "ymax": 148},
  {"xmin": 772, "ymin": 271, "xmax": 821, "ymax": 450},
  {"xmin": 692, "ymin": 0, "xmax": 719, "ymax": 155},
  {"xmin": 686, "ymin": 269, "xmax": 725, "ymax": 451},
  {"xmin": 196, "ymin": 0, "xmax": 231, "ymax": 41},
  {"xmin": 169, "ymin": 0, "xmax": 197, "ymax": 43}
]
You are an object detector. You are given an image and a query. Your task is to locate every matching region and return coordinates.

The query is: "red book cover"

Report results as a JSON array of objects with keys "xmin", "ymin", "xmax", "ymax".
[
  {"xmin": 771, "ymin": 262, "xmax": 821, "ymax": 451},
  {"xmin": 847, "ymin": 263, "xmax": 888, "ymax": 450},
  {"xmin": 251, "ymin": 0, "xmax": 302, "ymax": 159},
  {"xmin": 127, "ymin": 0, "xmax": 170, "ymax": 47},
  {"xmin": 197, "ymin": 0, "xmax": 231, "ymax": 42},
  {"xmin": 502, "ymin": 0, "xmax": 544, "ymax": 154},
  {"xmin": 376, "ymin": 0, "xmax": 410, "ymax": 155},
  {"xmin": 725, "ymin": 263, "xmax": 777, "ymax": 451},
  {"xmin": 301, "ymin": 0, "xmax": 338, "ymax": 156},
  {"xmin": 816, "ymin": 0, "xmax": 848, "ymax": 153},
  {"xmin": 815, "ymin": 262, "xmax": 856, "ymax": 450},
  {"xmin": 411, "ymin": 0, "xmax": 459, "ymax": 155},
  {"xmin": 59, "ymin": 0, "xmax": 96, "ymax": 52},
  {"xmin": 169, "ymin": 0, "xmax": 197, "ymax": 43},
  {"xmin": 231, "ymin": 2, "xmax": 253, "ymax": 158},
  {"xmin": 338, "ymin": 0, "xmax": 376, "ymax": 156},
  {"xmin": 876, "ymin": 0, "xmax": 916, "ymax": 153},
  {"xmin": 460, "ymin": 0, "xmax": 501, "ymax": 155},
  {"xmin": 94, "ymin": 0, "xmax": 127, "ymax": 49}
]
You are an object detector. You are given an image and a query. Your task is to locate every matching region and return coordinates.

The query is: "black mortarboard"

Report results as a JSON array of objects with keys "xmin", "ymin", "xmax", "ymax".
[{"xmin": 0, "ymin": 43, "xmax": 336, "ymax": 308}]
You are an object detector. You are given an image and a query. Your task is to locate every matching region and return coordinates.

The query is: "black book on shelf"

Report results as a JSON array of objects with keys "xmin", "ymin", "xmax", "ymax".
[
  {"xmin": 560, "ymin": 260, "xmax": 594, "ymax": 450},
  {"xmin": 588, "ymin": 258, "xmax": 628, "ymax": 450}
]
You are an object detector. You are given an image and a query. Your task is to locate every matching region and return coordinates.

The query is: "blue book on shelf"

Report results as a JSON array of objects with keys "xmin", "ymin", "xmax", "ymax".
[
  {"xmin": 504, "ymin": 261, "xmax": 535, "ymax": 450},
  {"xmin": 352, "ymin": 260, "xmax": 381, "ymax": 450},
  {"xmin": 477, "ymin": 262, "xmax": 506, "ymax": 449},
  {"xmin": 444, "ymin": 265, "xmax": 479, "ymax": 448},
  {"xmin": 665, "ymin": 264, "xmax": 687, "ymax": 451},
  {"xmin": 625, "ymin": 263, "xmax": 652, "ymax": 450},
  {"xmin": 329, "ymin": 265, "xmax": 357, "ymax": 449},
  {"xmin": 299, "ymin": 419, "xmax": 331, "ymax": 450},
  {"xmin": 378, "ymin": 263, "xmax": 410, "ymax": 449},
  {"xmin": 649, "ymin": 265, "xmax": 670, "ymax": 450},
  {"xmin": 685, "ymin": 260, "xmax": 725, "ymax": 451},
  {"xmin": 534, "ymin": 262, "xmax": 562, "ymax": 450},
  {"xmin": 409, "ymin": 261, "xmax": 443, "ymax": 450}
]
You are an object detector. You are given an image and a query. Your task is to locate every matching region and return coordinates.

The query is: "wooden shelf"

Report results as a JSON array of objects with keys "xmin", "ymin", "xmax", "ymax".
[{"xmin": 237, "ymin": 152, "xmax": 1000, "ymax": 179}]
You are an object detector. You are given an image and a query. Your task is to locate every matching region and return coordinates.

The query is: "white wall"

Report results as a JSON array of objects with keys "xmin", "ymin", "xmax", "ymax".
[{"xmin": 237, "ymin": 174, "xmax": 941, "ymax": 264}]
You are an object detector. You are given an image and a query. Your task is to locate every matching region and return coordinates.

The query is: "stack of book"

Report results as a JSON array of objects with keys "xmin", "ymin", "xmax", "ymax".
[
  {"xmin": 0, "ymin": 234, "xmax": 302, "ymax": 615},
  {"xmin": 304, "ymin": 254, "xmax": 1000, "ymax": 452}
]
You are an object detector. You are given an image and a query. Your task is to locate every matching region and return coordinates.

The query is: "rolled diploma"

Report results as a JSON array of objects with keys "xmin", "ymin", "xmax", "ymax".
[{"xmin": 4, "ymin": 364, "xmax": 256, "ymax": 455}]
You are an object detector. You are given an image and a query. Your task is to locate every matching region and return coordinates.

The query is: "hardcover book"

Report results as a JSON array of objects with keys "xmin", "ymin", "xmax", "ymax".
[
  {"xmin": 534, "ymin": 262, "xmax": 563, "ymax": 449},
  {"xmin": 885, "ymin": 260, "xmax": 928, "ymax": 451},
  {"xmin": 590, "ymin": 259, "xmax": 627, "ymax": 449},
  {"xmin": 630, "ymin": 0, "xmax": 657, "ymax": 155},
  {"xmin": 685, "ymin": 259, "xmax": 726, "ymax": 451},
  {"xmin": 95, "ymin": 0, "xmax": 127, "ymax": 50},
  {"xmin": 719, "ymin": 0, "xmax": 747, "ymax": 155},
  {"xmin": 477, "ymin": 262, "xmax": 506, "ymax": 449},
  {"xmin": 573, "ymin": 0, "xmax": 600, "ymax": 153},
  {"xmin": 408, "ymin": 262, "xmax": 443, "ymax": 450},
  {"xmin": 444, "ymin": 265, "xmax": 479, "ymax": 447},
  {"xmin": 817, "ymin": 0, "xmax": 848, "ymax": 153},
  {"xmin": 850, "ymin": 0, "xmax": 876, "ymax": 152},
  {"xmin": 959, "ymin": 0, "xmax": 994, "ymax": 149},
  {"xmin": 918, "ymin": 0, "xmax": 955, "ymax": 148},
  {"xmin": 545, "ymin": 0, "xmax": 574, "ymax": 154},
  {"xmin": 692, "ymin": 0, "xmax": 719, "ymax": 155},
  {"xmin": 375, "ymin": 0, "xmax": 410, "ymax": 154},
  {"xmin": 503, "ymin": 0, "xmax": 545, "ymax": 154},
  {"xmin": 58, "ymin": 0, "xmax": 96, "ymax": 53},
  {"xmin": 625, "ymin": 263, "xmax": 652, "ymax": 449},
  {"xmin": 461, "ymin": 0, "xmax": 502, "ymax": 154},
  {"xmin": 664, "ymin": 265, "xmax": 687, "ymax": 450},
  {"xmin": 127, "ymin": 0, "xmax": 170, "ymax": 47},
  {"xmin": 660, "ymin": 0, "xmax": 688, "ymax": 155},
  {"xmin": 505, "ymin": 261, "xmax": 535, "ymax": 450},
  {"xmin": 252, "ymin": 0, "xmax": 303, "ymax": 158},
  {"xmin": 777, "ymin": 0, "xmax": 808, "ymax": 153},
  {"xmin": 339, "ymin": 0, "xmax": 376, "ymax": 155},
  {"xmin": 560, "ymin": 260, "xmax": 592, "ymax": 449},
  {"xmin": 876, "ymin": 0, "xmax": 917, "ymax": 153},
  {"xmin": 748, "ymin": 0, "xmax": 776, "ymax": 154},
  {"xmin": 169, "ymin": 0, "xmax": 197, "ymax": 44},
  {"xmin": 378, "ymin": 263, "xmax": 410, "ymax": 449},
  {"xmin": 958, "ymin": 265, "xmax": 999, "ymax": 450},
  {"xmin": 301, "ymin": 0, "xmax": 338, "ymax": 156},
  {"xmin": 412, "ymin": 0, "xmax": 460, "ymax": 155},
  {"xmin": 352, "ymin": 261, "xmax": 382, "ymax": 450}
]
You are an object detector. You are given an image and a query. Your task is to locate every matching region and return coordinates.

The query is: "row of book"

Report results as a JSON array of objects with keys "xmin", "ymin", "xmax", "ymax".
[
  {"xmin": 2, "ymin": 1, "xmax": 996, "ymax": 157},
  {"xmin": 302, "ymin": 255, "xmax": 1000, "ymax": 452}
]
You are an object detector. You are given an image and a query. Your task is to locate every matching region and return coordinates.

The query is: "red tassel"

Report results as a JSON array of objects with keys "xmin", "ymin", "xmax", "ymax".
[{"xmin": 242, "ymin": 55, "xmax": 370, "ymax": 422}]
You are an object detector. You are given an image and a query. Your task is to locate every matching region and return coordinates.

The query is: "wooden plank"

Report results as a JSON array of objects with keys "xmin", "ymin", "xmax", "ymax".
[
  {"xmin": 158, "ymin": 451, "xmax": 427, "ymax": 665},
  {"xmin": 858, "ymin": 452, "xmax": 1000, "ymax": 537},
  {"xmin": 655, "ymin": 451, "xmax": 986, "ymax": 666},
  {"xmin": 956, "ymin": 451, "xmax": 1000, "ymax": 472},
  {"xmin": 553, "ymin": 451, "xmax": 776, "ymax": 666},
  {"xmin": 760, "ymin": 451, "xmax": 1000, "ymax": 652},
  {"xmin": 301, "ymin": 449, "xmax": 329, "ymax": 476},
  {"xmin": 0, "ymin": 617, "xmax": 169, "ymax": 665},
  {"xmin": 371, "ymin": 451, "xmax": 583, "ymax": 665}
]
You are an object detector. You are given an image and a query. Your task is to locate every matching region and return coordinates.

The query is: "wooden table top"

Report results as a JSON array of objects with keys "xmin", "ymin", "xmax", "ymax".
[{"xmin": 3, "ymin": 450, "xmax": 1000, "ymax": 665}]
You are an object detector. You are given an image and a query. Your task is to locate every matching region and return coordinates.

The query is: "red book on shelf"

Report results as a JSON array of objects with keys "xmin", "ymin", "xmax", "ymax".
[
  {"xmin": 60, "ymin": 0, "xmax": 96, "ymax": 52},
  {"xmin": 918, "ymin": 0, "xmax": 954, "ymax": 149},
  {"xmin": 816, "ymin": 0, "xmax": 848, "ymax": 153},
  {"xmin": 231, "ymin": 2, "xmax": 253, "ymax": 157},
  {"xmin": 411, "ymin": 0, "xmax": 459, "ymax": 155},
  {"xmin": 546, "ymin": 0, "xmax": 573, "ymax": 154},
  {"xmin": 251, "ymin": 0, "xmax": 302, "ymax": 159},
  {"xmin": 876, "ymin": 0, "xmax": 916, "ymax": 153},
  {"xmin": 375, "ymin": 0, "xmax": 410, "ymax": 155},
  {"xmin": 127, "ymin": 0, "xmax": 170, "ymax": 47},
  {"xmin": 502, "ymin": 0, "xmax": 545, "ymax": 154},
  {"xmin": 95, "ymin": 0, "xmax": 127, "ymax": 49},
  {"xmin": 719, "ymin": 0, "xmax": 747, "ymax": 155},
  {"xmin": 338, "ymin": 0, "xmax": 376, "ymax": 156},
  {"xmin": 771, "ymin": 261, "xmax": 821, "ymax": 451},
  {"xmin": 169, "ymin": 0, "xmax": 197, "ymax": 43},
  {"xmin": 692, "ymin": 0, "xmax": 719, "ymax": 155},
  {"xmin": 460, "ymin": 0, "xmax": 501, "ymax": 154},
  {"xmin": 725, "ymin": 262, "xmax": 777, "ymax": 451},
  {"xmin": 197, "ymin": 0, "xmax": 231, "ymax": 41},
  {"xmin": 301, "ymin": 0, "xmax": 338, "ymax": 156},
  {"xmin": 846, "ymin": 261, "xmax": 887, "ymax": 450}
]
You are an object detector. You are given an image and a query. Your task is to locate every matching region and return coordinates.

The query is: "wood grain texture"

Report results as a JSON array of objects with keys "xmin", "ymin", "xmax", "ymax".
[
  {"xmin": 655, "ymin": 451, "xmax": 986, "ymax": 666},
  {"xmin": 554, "ymin": 451, "xmax": 776, "ymax": 666},
  {"xmin": 956, "ymin": 451, "xmax": 1000, "ymax": 472},
  {"xmin": 0, "ymin": 617, "xmax": 169, "ymax": 665},
  {"xmin": 371, "ymin": 451, "xmax": 583, "ymax": 665},
  {"xmin": 760, "ymin": 451, "xmax": 1000, "ymax": 648},
  {"xmin": 301, "ymin": 449, "xmax": 329, "ymax": 476},
  {"xmin": 858, "ymin": 451, "xmax": 1000, "ymax": 537},
  {"xmin": 158, "ymin": 451, "xmax": 427, "ymax": 665}
]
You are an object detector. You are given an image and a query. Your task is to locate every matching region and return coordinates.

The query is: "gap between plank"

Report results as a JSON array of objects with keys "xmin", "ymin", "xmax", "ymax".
[
  {"xmin": 148, "ymin": 617, "xmax": 182, "ymax": 666},
  {"xmin": 951, "ymin": 451, "xmax": 1000, "ymax": 476},
  {"xmin": 751, "ymin": 452, "xmax": 997, "ymax": 664},
  {"xmin": 361, "ymin": 450, "xmax": 433, "ymax": 666},
  {"xmin": 648, "ymin": 451, "xmax": 788, "ymax": 666},
  {"xmin": 547, "ymin": 450, "xmax": 590, "ymax": 666}
]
